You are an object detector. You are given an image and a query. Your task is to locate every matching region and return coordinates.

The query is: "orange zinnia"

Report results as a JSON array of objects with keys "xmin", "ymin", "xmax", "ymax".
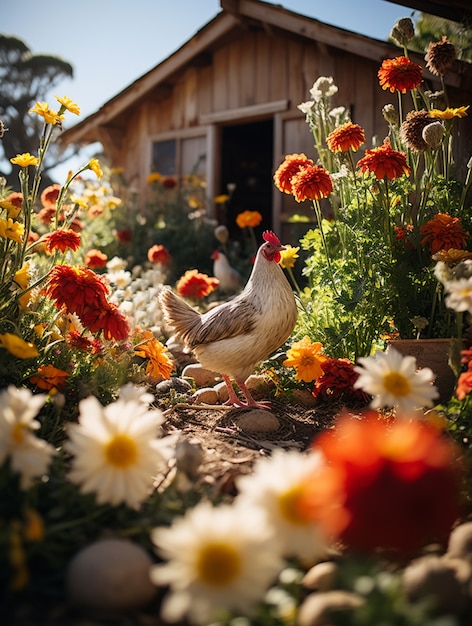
[
  {"xmin": 420, "ymin": 213, "xmax": 469, "ymax": 254},
  {"xmin": 235, "ymin": 210, "xmax": 263, "ymax": 229},
  {"xmin": 40, "ymin": 184, "xmax": 61, "ymax": 208},
  {"xmin": 43, "ymin": 265, "xmax": 109, "ymax": 317},
  {"xmin": 378, "ymin": 56, "xmax": 423, "ymax": 93},
  {"xmin": 147, "ymin": 244, "xmax": 172, "ymax": 266},
  {"xmin": 290, "ymin": 164, "xmax": 333, "ymax": 202},
  {"xmin": 30, "ymin": 365, "xmax": 70, "ymax": 391},
  {"xmin": 356, "ymin": 139, "xmax": 410, "ymax": 180},
  {"xmin": 299, "ymin": 411, "xmax": 463, "ymax": 555},
  {"xmin": 135, "ymin": 339, "xmax": 174, "ymax": 381},
  {"xmin": 176, "ymin": 269, "xmax": 219, "ymax": 300},
  {"xmin": 45, "ymin": 229, "xmax": 81, "ymax": 254},
  {"xmin": 327, "ymin": 122, "xmax": 366, "ymax": 153},
  {"xmin": 85, "ymin": 248, "xmax": 108, "ymax": 269},
  {"xmin": 273, "ymin": 153, "xmax": 314, "ymax": 194}
]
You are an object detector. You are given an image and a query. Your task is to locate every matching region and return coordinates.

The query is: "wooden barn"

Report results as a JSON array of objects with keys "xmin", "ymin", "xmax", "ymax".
[{"xmin": 60, "ymin": 0, "xmax": 472, "ymax": 239}]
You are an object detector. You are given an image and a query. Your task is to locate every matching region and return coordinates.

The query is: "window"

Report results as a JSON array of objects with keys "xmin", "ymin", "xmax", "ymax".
[{"xmin": 152, "ymin": 139, "xmax": 176, "ymax": 175}]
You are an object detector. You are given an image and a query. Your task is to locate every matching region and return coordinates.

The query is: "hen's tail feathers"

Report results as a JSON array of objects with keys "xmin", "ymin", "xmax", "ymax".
[{"xmin": 159, "ymin": 287, "xmax": 202, "ymax": 345}]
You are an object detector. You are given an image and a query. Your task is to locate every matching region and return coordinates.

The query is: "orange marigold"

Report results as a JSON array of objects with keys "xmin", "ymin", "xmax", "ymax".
[
  {"xmin": 420, "ymin": 213, "xmax": 469, "ymax": 254},
  {"xmin": 43, "ymin": 265, "xmax": 109, "ymax": 317},
  {"xmin": 30, "ymin": 365, "xmax": 70, "ymax": 391},
  {"xmin": 85, "ymin": 248, "xmax": 108, "ymax": 269},
  {"xmin": 135, "ymin": 339, "xmax": 174, "ymax": 381},
  {"xmin": 273, "ymin": 153, "xmax": 314, "ymax": 194},
  {"xmin": 4, "ymin": 192, "xmax": 23, "ymax": 209},
  {"xmin": 290, "ymin": 164, "xmax": 333, "ymax": 202},
  {"xmin": 326, "ymin": 122, "xmax": 366, "ymax": 153},
  {"xmin": 283, "ymin": 336, "xmax": 327, "ymax": 382},
  {"xmin": 235, "ymin": 210, "xmax": 263, "ymax": 229},
  {"xmin": 45, "ymin": 229, "xmax": 81, "ymax": 254},
  {"xmin": 147, "ymin": 244, "xmax": 172, "ymax": 266},
  {"xmin": 299, "ymin": 411, "xmax": 463, "ymax": 555},
  {"xmin": 40, "ymin": 184, "xmax": 61, "ymax": 208},
  {"xmin": 176, "ymin": 269, "xmax": 219, "ymax": 299},
  {"xmin": 378, "ymin": 55, "xmax": 423, "ymax": 93},
  {"xmin": 356, "ymin": 139, "xmax": 410, "ymax": 180}
]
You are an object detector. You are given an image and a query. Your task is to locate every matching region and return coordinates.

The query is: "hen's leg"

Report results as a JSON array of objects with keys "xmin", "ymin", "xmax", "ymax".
[
  {"xmin": 222, "ymin": 374, "xmax": 247, "ymax": 407},
  {"xmin": 236, "ymin": 378, "xmax": 271, "ymax": 410}
]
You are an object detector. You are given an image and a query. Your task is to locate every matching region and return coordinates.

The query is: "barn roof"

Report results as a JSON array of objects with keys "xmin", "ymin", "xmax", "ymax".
[{"xmin": 60, "ymin": 0, "xmax": 471, "ymax": 146}]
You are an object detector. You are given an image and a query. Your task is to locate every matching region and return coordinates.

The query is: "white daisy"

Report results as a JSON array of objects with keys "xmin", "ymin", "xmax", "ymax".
[
  {"xmin": 0, "ymin": 386, "xmax": 55, "ymax": 489},
  {"xmin": 443, "ymin": 276, "xmax": 472, "ymax": 313},
  {"xmin": 354, "ymin": 347, "xmax": 439, "ymax": 411},
  {"xmin": 235, "ymin": 449, "xmax": 327, "ymax": 563},
  {"xmin": 65, "ymin": 395, "xmax": 169, "ymax": 508},
  {"xmin": 150, "ymin": 500, "xmax": 284, "ymax": 625},
  {"xmin": 118, "ymin": 382, "xmax": 154, "ymax": 406}
]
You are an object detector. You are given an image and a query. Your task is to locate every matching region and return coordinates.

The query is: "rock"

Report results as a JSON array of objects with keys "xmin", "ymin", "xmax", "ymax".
[
  {"xmin": 66, "ymin": 538, "xmax": 156, "ymax": 612},
  {"xmin": 292, "ymin": 388, "xmax": 318, "ymax": 407},
  {"xmin": 192, "ymin": 387, "xmax": 219, "ymax": 405},
  {"xmin": 214, "ymin": 381, "xmax": 229, "ymax": 403},
  {"xmin": 298, "ymin": 590, "xmax": 364, "ymax": 626},
  {"xmin": 447, "ymin": 522, "xmax": 472, "ymax": 563},
  {"xmin": 234, "ymin": 409, "xmax": 280, "ymax": 433},
  {"xmin": 245, "ymin": 374, "xmax": 273, "ymax": 394},
  {"xmin": 182, "ymin": 363, "xmax": 220, "ymax": 387},
  {"xmin": 155, "ymin": 376, "xmax": 192, "ymax": 395},
  {"xmin": 302, "ymin": 561, "xmax": 339, "ymax": 591}
]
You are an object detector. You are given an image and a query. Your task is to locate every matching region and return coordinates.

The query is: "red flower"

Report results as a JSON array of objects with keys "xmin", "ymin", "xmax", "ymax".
[
  {"xmin": 66, "ymin": 330, "xmax": 103, "ymax": 354},
  {"xmin": 147, "ymin": 244, "xmax": 172, "ymax": 266},
  {"xmin": 5, "ymin": 192, "xmax": 23, "ymax": 209},
  {"xmin": 378, "ymin": 56, "xmax": 423, "ymax": 93},
  {"xmin": 176, "ymin": 269, "xmax": 219, "ymax": 299},
  {"xmin": 45, "ymin": 229, "xmax": 81, "ymax": 254},
  {"xmin": 273, "ymin": 153, "xmax": 314, "ymax": 194},
  {"xmin": 312, "ymin": 357, "xmax": 370, "ymax": 404},
  {"xmin": 327, "ymin": 122, "xmax": 366, "ymax": 153},
  {"xmin": 37, "ymin": 206, "xmax": 57, "ymax": 225},
  {"xmin": 40, "ymin": 184, "xmax": 61, "ymax": 207},
  {"xmin": 456, "ymin": 363, "xmax": 472, "ymax": 400},
  {"xmin": 300, "ymin": 412, "xmax": 463, "ymax": 555},
  {"xmin": 43, "ymin": 265, "xmax": 109, "ymax": 317},
  {"xmin": 116, "ymin": 228, "xmax": 132, "ymax": 243},
  {"xmin": 420, "ymin": 213, "xmax": 469, "ymax": 255},
  {"xmin": 81, "ymin": 303, "xmax": 130, "ymax": 341},
  {"xmin": 356, "ymin": 139, "xmax": 411, "ymax": 180},
  {"xmin": 290, "ymin": 164, "xmax": 333, "ymax": 202},
  {"xmin": 162, "ymin": 177, "xmax": 177, "ymax": 189},
  {"xmin": 85, "ymin": 248, "xmax": 108, "ymax": 269}
]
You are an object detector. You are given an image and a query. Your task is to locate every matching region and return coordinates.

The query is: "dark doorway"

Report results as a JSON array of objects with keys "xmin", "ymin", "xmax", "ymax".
[{"xmin": 219, "ymin": 119, "xmax": 274, "ymax": 241}]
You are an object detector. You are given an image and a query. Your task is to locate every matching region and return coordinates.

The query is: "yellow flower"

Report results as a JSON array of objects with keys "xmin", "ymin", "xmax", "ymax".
[
  {"xmin": 29, "ymin": 101, "xmax": 60, "ymax": 125},
  {"xmin": 147, "ymin": 172, "xmax": 162, "ymax": 184},
  {"xmin": 55, "ymin": 95, "xmax": 80, "ymax": 115},
  {"xmin": 14, "ymin": 263, "xmax": 31, "ymax": 309},
  {"xmin": 279, "ymin": 245, "xmax": 300, "ymax": 269},
  {"xmin": 88, "ymin": 158, "xmax": 103, "ymax": 179},
  {"xmin": 283, "ymin": 336, "xmax": 327, "ymax": 382},
  {"xmin": 0, "ymin": 333, "xmax": 39, "ymax": 359},
  {"xmin": 10, "ymin": 153, "xmax": 39, "ymax": 168},
  {"xmin": 214, "ymin": 194, "xmax": 230, "ymax": 204},
  {"xmin": 0, "ymin": 218, "xmax": 24, "ymax": 243},
  {"xmin": 23, "ymin": 509, "xmax": 44, "ymax": 542},
  {"xmin": 429, "ymin": 105, "xmax": 469, "ymax": 120},
  {"xmin": 135, "ymin": 339, "xmax": 173, "ymax": 381},
  {"xmin": 0, "ymin": 200, "xmax": 21, "ymax": 219}
]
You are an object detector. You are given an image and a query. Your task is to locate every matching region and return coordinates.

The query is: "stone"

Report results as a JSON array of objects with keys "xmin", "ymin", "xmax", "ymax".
[
  {"xmin": 235, "ymin": 409, "xmax": 280, "ymax": 433},
  {"xmin": 155, "ymin": 376, "xmax": 192, "ymax": 395},
  {"xmin": 214, "ymin": 381, "xmax": 229, "ymax": 403},
  {"xmin": 302, "ymin": 561, "xmax": 338, "ymax": 591},
  {"xmin": 66, "ymin": 538, "xmax": 156, "ymax": 612},
  {"xmin": 182, "ymin": 363, "xmax": 220, "ymax": 387},
  {"xmin": 192, "ymin": 387, "xmax": 219, "ymax": 405}
]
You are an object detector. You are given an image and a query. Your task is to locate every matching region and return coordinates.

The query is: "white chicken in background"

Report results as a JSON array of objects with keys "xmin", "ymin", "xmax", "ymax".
[
  {"xmin": 159, "ymin": 231, "xmax": 298, "ymax": 408},
  {"xmin": 211, "ymin": 249, "xmax": 243, "ymax": 294}
]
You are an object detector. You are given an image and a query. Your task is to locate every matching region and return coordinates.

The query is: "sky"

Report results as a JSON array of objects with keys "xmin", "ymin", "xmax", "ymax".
[{"xmin": 3, "ymin": 0, "xmax": 416, "ymax": 176}]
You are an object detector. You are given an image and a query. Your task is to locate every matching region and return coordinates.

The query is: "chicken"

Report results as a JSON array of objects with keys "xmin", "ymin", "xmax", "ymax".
[
  {"xmin": 211, "ymin": 249, "xmax": 243, "ymax": 294},
  {"xmin": 159, "ymin": 231, "xmax": 298, "ymax": 408}
]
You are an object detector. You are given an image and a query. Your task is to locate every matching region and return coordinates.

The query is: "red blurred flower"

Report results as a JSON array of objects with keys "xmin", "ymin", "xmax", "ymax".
[
  {"xmin": 176, "ymin": 269, "xmax": 219, "ymax": 299},
  {"xmin": 147, "ymin": 244, "xmax": 172, "ymax": 266},
  {"xmin": 357, "ymin": 139, "xmax": 411, "ymax": 180},
  {"xmin": 37, "ymin": 206, "xmax": 57, "ymax": 225},
  {"xmin": 420, "ymin": 213, "xmax": 469, "ymax": 255},
  {"xmin": 85, "ymin": 248, "xmax": 108, "ymax": 269},
  {"xmin": 116, "ymin": 228, "xmax": 132, "ymax": 243},
  {"xmin": 291, "ymin": 164, "xmax": 333, "ymax": 202},
  {"xmin": 300, "ymin": 412, "xmax": 463, "ymax": 555},
  {"xmin": 378, "ymin": 56, "xmax": 423, "ymax": 93},
  {"xmin": 69, "ymin": 217, "xmax": 84, "ymax": 233},
  {"xmin": 40, "ymin": 184, "xmax": 61, "ymax": 207},
  {"xmin": 30, "ymin": 364, "xmax": 70, "ymax": 391},
  {"xmin": 162, "ymin": 177, "xmax": 177, "ymax": 189},
  {"xmin": 4, "ymin": 191, "xmax": 23, "ymax": 209},
  {"xmin": 66, "ymin": 330, "xmax": 103, "ymax": 354},
  {"xmin": 273, "ymin": 153, "xmax": 314, "ymax": 194},
  {"xmin": 43, "ymin": 265, "xmax": 109, "ymax": 317},
  {"xmin": 327, "ymin": 122, "xmax": 366, "ymax": 153},
  {"xmin": 312, "ymin": 357, "xmax": 371, "ymax": 404},
  {"xmin": 81, "ymin": 303, "xmax": 130, "ymax": 341},
  {"xmin": 45, "ymin": 229, "xmax": 81, "ymax": 254},
  {"xmin": 456, "ymin": 364, "xmax": 472, "ymax": 400}
]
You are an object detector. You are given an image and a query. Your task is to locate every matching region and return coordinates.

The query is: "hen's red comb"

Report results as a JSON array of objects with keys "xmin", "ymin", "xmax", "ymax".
[{"xmin": 262, "ymin": 230, "xmax": 281, "ymax": 247}]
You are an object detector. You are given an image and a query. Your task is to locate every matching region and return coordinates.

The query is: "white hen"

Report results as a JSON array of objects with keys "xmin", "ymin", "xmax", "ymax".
[{"xmin": 211, "ymin": 250, "xmax": 243, "ymax": 294}]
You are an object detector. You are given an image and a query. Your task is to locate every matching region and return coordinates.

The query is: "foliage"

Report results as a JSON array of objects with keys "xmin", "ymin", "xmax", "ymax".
[{"xmin": 406, "ymin": 12, "xmax": 472, "ymax": 63}]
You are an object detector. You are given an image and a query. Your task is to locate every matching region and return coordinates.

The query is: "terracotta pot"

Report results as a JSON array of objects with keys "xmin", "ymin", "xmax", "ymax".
[{"xmin": 388, "ymin": 338, "xmax": 461, "ymax": 404}]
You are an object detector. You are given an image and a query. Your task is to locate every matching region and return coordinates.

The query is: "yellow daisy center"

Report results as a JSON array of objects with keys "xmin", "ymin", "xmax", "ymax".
[
  {"xmin": 105, "ymin": 434, "xmax": 138, "ymax": 468},
  {"xmin": 383, "ymin": 372, "xmax": 411, "ymax": 397},
  {"xmin": 196, "ymin": 542, "xmax": 242, "ymax": 587},
  {"xmin": 11, "ymin": 422, "xmax": 25, "ymax": 445},
  {"xmin": 278, "ymin": 484, "xmax": 310, "ymax": 525}
]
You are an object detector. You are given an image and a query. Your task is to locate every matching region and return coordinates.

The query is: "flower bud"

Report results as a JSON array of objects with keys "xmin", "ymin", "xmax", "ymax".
[
  {"xmin": 422, "ymin": 121, "xmax": 445, "ymax": 149},
  {"xmin": 214, "ymin": 224, "xmax": 229, "ymax": 244},
  {"xmin": 382, "ymin": 104, "xmax": 398, "ymax": 125},
  {"xmin": 390, "ymin": 18, "xmax": 415, "ymax": 46}
]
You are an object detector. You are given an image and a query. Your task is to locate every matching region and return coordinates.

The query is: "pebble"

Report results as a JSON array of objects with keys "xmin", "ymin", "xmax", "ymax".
[
  {"xmin": 155, "ymin": 376, "xmax": 192, "ymax": 395},
  {"xmin": 235, "ymin": 409, "xmax": 280, "ymax": 433},
  {"xmin": 182, "ymin": 363, "xmax": 220, "ymax": 387},
  {"xmin": 192, "ymin": 387, "xmax": 219, "ymax": 405},
  {"xmin": 214, "ymin": 381, "xmax": 229, "ymax": 402},
  {"xmin": 66, "ymin": 538, "xmax": 156, "ymax": 612}
]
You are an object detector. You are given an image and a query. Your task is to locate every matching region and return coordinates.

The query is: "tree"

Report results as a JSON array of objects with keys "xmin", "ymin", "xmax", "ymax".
[
  {"xmin": 404, "ymin": 13, "xmax": 472, "ymax": 63},
  {"xmin": 0, "ymin": 34, "xmax": 76, "ymax": 187}
]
